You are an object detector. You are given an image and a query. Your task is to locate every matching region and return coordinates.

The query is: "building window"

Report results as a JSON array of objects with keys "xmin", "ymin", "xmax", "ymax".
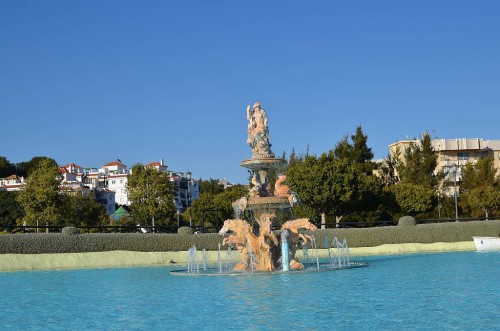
[
  {"xmin": 457, "ymin": 152, "xmax": 469, "ymax": 161},
  {"xmin": 111, "ymin": 180, "xmax": 116, "ymax": 184},
  {"xmin": 120, "ymin": 179, "xmax": 124, "ymax": 184}
]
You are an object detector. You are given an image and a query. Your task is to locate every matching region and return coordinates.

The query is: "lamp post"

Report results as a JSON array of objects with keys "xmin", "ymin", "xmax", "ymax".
[{"xmin": 452, "ymin": 164, "xmax": 459, "ymax": 221}]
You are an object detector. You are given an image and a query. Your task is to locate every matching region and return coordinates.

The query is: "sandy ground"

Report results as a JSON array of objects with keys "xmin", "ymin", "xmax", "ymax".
[{"xmin": 0, "ymin": 241, "xmax": 475, "ymax": 272}]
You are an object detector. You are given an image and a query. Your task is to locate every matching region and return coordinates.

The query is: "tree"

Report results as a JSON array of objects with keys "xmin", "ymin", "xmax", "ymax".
[
  {"xmin": 459, "ymin": 157, "xmax": 499, "ymax": 218},
  {"xmin": 391, "ymin": 182, "xmax": 436, "ymax": 216},
  {"xmin": 199, "ymin": 178, "xmax": 225, "ymax": 195},
  {"xmin": 379, "ymin": 152, "xmax": 400, "ymax": 186},
  {"xmin": 213, "ymin": 185, "xmax": 249, "ymax": 219},
  {"xmin": 184, "ymin": 193, "xmax": 216, "ymax": 228},
  {"xmin": 0, "ymin": 156, "xmax": 16, "ymax": 178},
  {"xmin": 334, "ymin": 126, "xmax": 374, "ymax": 174},
  {"xmin": 16, "ymin": 159, "xmax": 64, "ymax": 226},
  {"xmin": 396, "ymin": 133, "xmax": 439, "ymax": 187},
  {"xmin": 127, "ymin": 164, "xmax": 177, "ymax": 226},
  {"xmin": 0, "ymin": 191, "xmax": 24, "ymax": 228},
  {"xmin": 460, "ymin": 157, "xmax": 497, "ymax": 194},
  {"xmin": 185, "ymin": 184, "xmax": 248, "ymax": 229},
  {"xmin": 16, "ymin": 156, "xmax": 58, "ymax": 178},
  {"xmin": 62, "ymin": 193, "xmax": 109, "ymax": 229},
  {"xmin": 466, "ymin": 187, "xmax": 500, "ymax": 220},
  {"xmin": 287, "ymin": 153, "xmax": 365, "ymax": 226}
]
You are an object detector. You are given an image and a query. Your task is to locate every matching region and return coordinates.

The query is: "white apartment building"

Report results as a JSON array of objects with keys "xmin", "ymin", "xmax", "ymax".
[
  {"xmin": 0, "ymin": 175, "xmax": 25, "ymax": 191},
  {"xmin": 2, "ymin": 158, "xmax": 199, "ymax": 214}
]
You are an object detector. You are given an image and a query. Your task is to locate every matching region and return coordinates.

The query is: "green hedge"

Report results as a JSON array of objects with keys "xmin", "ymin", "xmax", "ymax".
[{"xmin": 0, "ymin": 220, "xmax": 499, "ymax": 254}]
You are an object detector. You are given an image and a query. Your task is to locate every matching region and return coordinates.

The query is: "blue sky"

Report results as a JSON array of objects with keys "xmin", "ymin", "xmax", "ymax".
[{"xmin": 1, "ymin": 1, "xmax": 499, "ymax": 183}]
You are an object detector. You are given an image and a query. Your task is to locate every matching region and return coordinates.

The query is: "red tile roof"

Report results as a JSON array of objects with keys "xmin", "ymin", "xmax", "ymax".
[
  {"xmin": 146, "ymin": 161, "xmax": 161, "ymax": 167},
  {"xmin": 62, "ymin": 163, "xmax": 84, "ymax": 169},
  {"xmin": 103, "ymin": 161, "xmax": 127, "ymax": 167}
]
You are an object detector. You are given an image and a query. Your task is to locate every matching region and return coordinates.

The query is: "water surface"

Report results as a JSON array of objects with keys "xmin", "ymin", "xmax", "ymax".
[{"xmin": 1, "ymin": 251, "xmax": 498, "ymax": 330}]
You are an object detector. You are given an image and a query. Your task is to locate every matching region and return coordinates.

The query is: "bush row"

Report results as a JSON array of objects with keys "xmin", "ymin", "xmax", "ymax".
[{"xmin": 0, "ymin": 220, "xmax": 499, "ymax": 254}]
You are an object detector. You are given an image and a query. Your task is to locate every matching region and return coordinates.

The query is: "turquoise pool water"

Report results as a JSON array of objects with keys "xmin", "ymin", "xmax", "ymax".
[{"xmin": 1, "ymin": 251, "xmax": 499, "ymax": 330}]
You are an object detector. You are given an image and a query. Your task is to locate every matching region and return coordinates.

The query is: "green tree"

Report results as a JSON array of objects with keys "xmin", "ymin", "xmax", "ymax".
[
  {"xmin": 185, "ymin": 193, "xmax": 215, "ymax": 228},
  {"xmin": 16, "ymin": 159, "xmax": 64, "ymax": 226},
  {"xmin": 460, "ymin": 157, "xmax": 497, "ymax": 194},
  {"xmin": 199, "ymin": 178, "xmax": 225, "ymax": 195},
  {"xmin": 213, "ymin": 184, "xmax": 249, "ymax": 219},
  {"xmin": 287, "ymin": 153, "xmax": 364, "ymax": 226},
  {"xmin": 0, "ymin": 191, "xmax": 24, "ymax": 228},
  {"xmin": 391, "ymin": 181, "xmax": 436, "ymax": 216},
  {"xmin": 334, "ymin": 126, "xmax": 374, "ymax": 174},
  {"xmin": 466, "ymin": 186, "xmax": 500, "ymax": 220},
  {"xmin": 17, "ymin": 156, "xmax": 58, "ymax": 178},
  {"xmin": 397, "ymin": 133, "xmax": 439, "ymax": 187},
  {"xmin": 62, "ymin": 193, "xmax": 109, "ymax": 229},
  {"xmin": 379, "ymin": 152, "xmax": 400, "ymax": 186},
  {"xmin": 185, "ymin": 185, "xmax": 248, "ymax": 230},
  {"xmin": 0, "ymin": 156, "xmax": 16, "ymax": 178},
  {"xmin": 459, "ymin": 157, "xmax": 499, "ymax": 218},
  {"xmin": 127, "ymin": 164, "xmax": 177, "ymax": 226}
]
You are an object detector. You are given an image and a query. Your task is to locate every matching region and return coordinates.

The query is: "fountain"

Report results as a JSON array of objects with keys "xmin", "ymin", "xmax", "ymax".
[{"xmin": 171, "ymin": 102, "xmax": 367, "ymax": 276}]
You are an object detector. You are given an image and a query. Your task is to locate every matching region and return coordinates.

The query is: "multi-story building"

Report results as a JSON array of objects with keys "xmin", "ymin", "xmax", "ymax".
[
  {"xmin": 389, "ymin": 137, "xmax": 500, "ymax": 196},
  {"xmin": 0, "ymin": 175, "xmax": 25, "ymax": 191},
  {"xmin": 144, "ymin": 160, "xmax": 200, "ymax": 212},
  {"xmin": 60, "ymin": 163, "xmax": 116, "ymax": 215},
  {"xmin": 2, "ymin": 158, "xmax": 199, "ymax": 214},
  {"xmin": 102, "ymin": 161, "xmax": 129, "ymax": 206},
  {"xmin": 168, "ymin": 171, "xmax": 199, "ymax": 212}
]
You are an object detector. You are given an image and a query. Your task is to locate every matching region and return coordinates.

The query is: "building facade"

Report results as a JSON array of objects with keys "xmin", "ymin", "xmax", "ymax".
[
  {"xmin": 389, "ymin": 137, "xmax": 500, "ymax": 196},
  {"xmin": 2, "ymin": 158, "xmax": 200, "ymax": 215}
]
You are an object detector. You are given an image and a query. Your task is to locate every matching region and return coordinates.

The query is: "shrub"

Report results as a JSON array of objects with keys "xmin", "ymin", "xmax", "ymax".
[
  {"xmin": 178, "ymin": 227, "xmax": 193, "ymax": 235},
  {"xmin": 1, "ymin": 220, "xmax": 499, "ymax": 254},
  {"xmin": 62, "ymin": 227, "xmax": 80, "ymax": 235},
  {"xmin": 398, "ymin": 216, "xmax": 416, "ymax": 226}
]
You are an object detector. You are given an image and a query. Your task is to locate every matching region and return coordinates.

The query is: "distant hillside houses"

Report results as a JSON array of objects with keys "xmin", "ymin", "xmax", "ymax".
[{"xmin": 0, "ymin": 159, "xmax": 200, "ymax": 216}]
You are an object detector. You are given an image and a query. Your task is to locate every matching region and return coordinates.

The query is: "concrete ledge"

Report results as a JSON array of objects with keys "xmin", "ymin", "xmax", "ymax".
[{"xmin": 0, "ymin": 241, "xmax": 476, "ymax": 272}]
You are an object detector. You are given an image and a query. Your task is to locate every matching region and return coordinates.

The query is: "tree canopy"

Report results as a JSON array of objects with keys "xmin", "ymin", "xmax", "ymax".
[
  {"xmin": 185, "ymin": 184, "xmax": 248, "ymax": 229},
  {"xmin": 62, "ymin": 193, "xmax": 109, "ymax": 228},
  {"xmin": 460, "ymin": 157, "xmax": 498, "ymax": 193},
  {"xmin": 0, "ymin": 156, "xmax": 16, "ymax": 178},
  {"xmin": 334, "ymin": 125, "xmax": 374, "ymax": 174},
  {"xmin": 396, "ymin": 133, "xmax": 439, "ymax": 187},
  {"xmin": 127, "ymin": 164, "xmax": 177, "ymax": 226},
  {"xmin": 16, "ymin": 159, "xmax": 64, "ymax": 226},
  {"xmin": 0, "ymin": 191, "xmax": 24, "ymax": 227},
  {"xmin": 199, "ymin": 178, "xmax": 225, "ymax": 195},
  {"xmin": 459, "ymin": 157, "xmax": 499, "ymax": 218},
  {"xmin": 287, "ymin": 152, "xmax": 365, "ymax": 225}
]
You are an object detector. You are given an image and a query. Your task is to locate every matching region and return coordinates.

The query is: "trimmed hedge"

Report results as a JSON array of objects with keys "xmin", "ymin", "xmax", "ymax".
[
  {"xmin": 0, "ymin": 220, "xmax": 499, "ymax": 254},
  {"xmin": 398, "ymin": 216, "xmax": 416, "ymax": 226}
]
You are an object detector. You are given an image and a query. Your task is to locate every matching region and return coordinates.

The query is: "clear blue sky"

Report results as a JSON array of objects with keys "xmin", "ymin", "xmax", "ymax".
[{"xmin": 1, "ymin": 1, "xmax": 499, "ymax": 183}]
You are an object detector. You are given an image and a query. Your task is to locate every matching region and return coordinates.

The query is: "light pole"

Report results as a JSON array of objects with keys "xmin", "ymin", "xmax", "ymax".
[{"xmin": 452, "ymin": 164, "xmax": 459, "ymax": 221}]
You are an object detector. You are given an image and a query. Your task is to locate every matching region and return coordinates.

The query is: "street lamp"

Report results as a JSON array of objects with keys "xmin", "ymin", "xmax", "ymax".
[{"xmin": 452, "ymin": 164, "xmax": 459, "ymax": 221}]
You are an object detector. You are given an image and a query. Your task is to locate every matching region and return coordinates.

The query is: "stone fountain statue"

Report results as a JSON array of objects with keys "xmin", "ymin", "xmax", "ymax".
[
  {"xmin": 246, "ymin": 102, "xmax": 273, "ymax": 158},
  {"xmin": 219, "ymin": 102, "xmax": 317, "ymax": 272}
]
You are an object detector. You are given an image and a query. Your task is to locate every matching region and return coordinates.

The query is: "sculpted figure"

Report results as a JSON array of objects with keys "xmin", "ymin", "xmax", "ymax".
[
  {"xmin": 274, "ymin": 174, "xmax": 300, "ymax": 206},
  {"xmin": 281, "ymin": 218, "xmax": 317, "ymax": 269},
  {"xmin": 274, "ymin": 174, "xmax": 290, "ymax": 197},
  {"xmin": 219, "ymin": 215, "xmax": 279, "ymax": 271},
  {"xmin": 246, "ymin": 102, "xmax": 274, "ymax": 158}
]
